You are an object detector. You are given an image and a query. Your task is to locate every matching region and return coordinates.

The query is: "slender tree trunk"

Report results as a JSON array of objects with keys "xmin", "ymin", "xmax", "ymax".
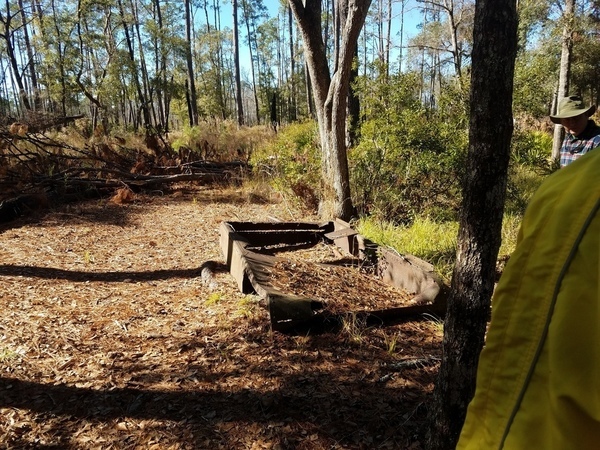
[
  {"xmin": 185, "ymin": 0, "xmax": 198, "ymax": 126},
  {"xmin": 117, "ymin": 0, "xmax": 150, "ymax": 130},
  {"xmin": 240, "ymin": 0, "xmax": 260, "ymax": 124},
  {"xmin": 427, "ymin": 1, "xmax": 518, "ymax": 449},
  {"xmin": 50, "ymin": 0, "xmax": 67, "ymax": 115},
  {"xmin": 130, "ymin": 0, "xmax": 153, "ymax": 127},
  {"xmin": 0, "ymin": 0, "xmax": 32, "ymax": 111},
  {"xmin": 445, "ymin": 0, "xmax": 463, "ymax": 79},
  {"xmin": 212, "ymin": 0, "xmax": 227, "ymax": 119},
  {"xmin": 18, "ymin": 0, "xmax": 40, "ymax": 110},
  {"xmin": 0, "ymin": 58, "xmax": 11, "ymax": 116},
  {"xmin": 233, "ymin": 0, "xmax": 244, "ymax": 126},
  {"xmin": 153, "ymin": 0, "xmax": 168, "ymax": 131},
  {"xmin": 385, "ymin": 0, "xmax": 391, "ymax": 75},
  {"xmin": 288, "ymin": 5, "xmax": 297, "ymax": 121},
  {"xmin": 552, "ymin": 0, "xmax": 575, "ymax": 161},
  {"xmin": 75, "ymin": 0, "xmax": 103, "ymax": 112},
  {"xmin": 377, "ymin": 0, "xmax": 384, "ymax": 64},
  {"xmin": 398, "ymin": 0, "xmax": 405, "ymax": 71}
]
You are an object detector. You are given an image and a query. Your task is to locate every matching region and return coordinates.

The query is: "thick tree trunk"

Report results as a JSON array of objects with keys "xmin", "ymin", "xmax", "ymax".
[
  {"xmin": 426, "ymin": 0, "xmax": 518, "ymax": 449},
  {"xmin": 289, "ymin": 0, "xmax": 371, "ymax": 221}
]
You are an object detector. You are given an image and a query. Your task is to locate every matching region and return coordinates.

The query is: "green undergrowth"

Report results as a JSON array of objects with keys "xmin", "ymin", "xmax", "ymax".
[
  {"xmin": 357, "ymin": 217, "xmax": 458, "ymax": 283},
  {"xmin": 357, "ymin": 213, "xmax": 523, "ymax": 284},
  {"xmin": 244, "ymin": 118, "xmax": 549, "ymax": 283}
]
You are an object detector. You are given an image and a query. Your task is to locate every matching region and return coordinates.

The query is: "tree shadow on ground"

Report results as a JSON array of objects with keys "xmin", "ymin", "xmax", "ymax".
[
  {"xmin": 0, "ymin": 261, "xmax": 228, "ymax": 282},
  {"xmin": 0, "ymin": 367, "xmax": 431, "ymax": 449}
]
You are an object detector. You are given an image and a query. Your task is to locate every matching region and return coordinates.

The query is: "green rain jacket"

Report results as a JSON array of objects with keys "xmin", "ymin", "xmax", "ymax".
[{"xmin": 457, "ymin": 148, "xmax": 600, "ymax": 450}]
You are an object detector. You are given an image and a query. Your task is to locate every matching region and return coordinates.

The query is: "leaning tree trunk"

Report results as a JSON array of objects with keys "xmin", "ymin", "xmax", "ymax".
[{"xmin": 426, "ymin": 0, "xmax": 518, "ymax": 448}]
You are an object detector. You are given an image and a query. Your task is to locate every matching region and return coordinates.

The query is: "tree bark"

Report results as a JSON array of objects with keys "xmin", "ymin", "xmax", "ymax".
[
  {"xmin": 240, "ymin": 0, "xmax": 261, "ymax": 124},
  {"xmin": 233, "ymin": 0, "xmax": 244, "ymax": 126},
  {"xmin": 0, "ymin": 0, "xmax": 32, "ymax": 111},
  {"xmin": 18, "ymin": 0, "xmax": 41, "ymax": 110},
  {"xmin": 185, "ymin": 0, "xmax": 198, "ymax": 126},
  {"xmin": 347, "ymin": 46, "xmax": 360, "ymax": 147},
  {"xmin": 426, "ymin": 0, "xmax": 518, "ymax": 448},
  {"xmin": 289, "ymin": 0, "xmax": 371, "ymax": 221},
  {"xmin": 551, "ymin": 0, "xmax": 575, "ymax": 161}
]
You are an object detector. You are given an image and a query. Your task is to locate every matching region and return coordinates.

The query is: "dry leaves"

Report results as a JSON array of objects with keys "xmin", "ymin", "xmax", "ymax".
[
  {"xmin": 0, "ymin": 185, "xmax": 442, "ymax": 449},
  {"xmin": 268, "ymin": 258, "xmax": 416, "ymax": 314}
]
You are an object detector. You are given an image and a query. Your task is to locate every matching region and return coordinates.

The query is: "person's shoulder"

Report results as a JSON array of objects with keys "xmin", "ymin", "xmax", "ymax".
[{"xmin": 589, "ymin": 120, "xmax": 600, "ymax": 135}]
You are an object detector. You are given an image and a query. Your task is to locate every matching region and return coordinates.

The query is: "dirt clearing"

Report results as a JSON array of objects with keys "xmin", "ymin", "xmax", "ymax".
[{"xmin": 0, "ymin": 186, "xmax": 442, "ymax": 449}]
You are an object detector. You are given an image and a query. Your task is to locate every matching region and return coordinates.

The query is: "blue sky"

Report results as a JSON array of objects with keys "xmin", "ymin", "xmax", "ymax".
[
  {"xmin": 218, "ymin": 0, "xmax": 422, "ymax": 44},
  {"xmin": 217, "ymin": 0, "xmax": 423, "ymax": 72}
]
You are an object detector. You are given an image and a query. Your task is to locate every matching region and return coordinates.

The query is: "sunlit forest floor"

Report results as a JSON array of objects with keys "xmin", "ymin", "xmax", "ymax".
[{"xmin": 0, "ymin": 185, "xmax": 442, "ymax": 450}]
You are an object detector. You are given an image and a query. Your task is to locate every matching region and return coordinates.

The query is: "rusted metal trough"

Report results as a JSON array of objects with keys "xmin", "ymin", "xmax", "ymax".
[{"xmin": 220, "ymin": 219, "xmax": 448, "ymax": 332}]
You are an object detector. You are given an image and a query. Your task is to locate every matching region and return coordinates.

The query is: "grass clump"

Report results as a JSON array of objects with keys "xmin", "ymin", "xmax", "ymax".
[
  {"xmin": 236, "ymin": 295, "xmax": 261, "ymax": 318},
  {"xmin": 357, "ymin": 213, "xmax": 523, "ymax": 284},
  {"xmin": 205, "ymin": 292, "xmax": 223, "ymax": 307},
  {"xmin": 340, "ymin": 313, "xmax": 369, "ymax": 346},
  {"xmin": 0, "ymin": 346, "xmax": 23, "ymax": 366},
  {"xmin": 357, "ymin": 216, "xmax": 458, "ymax": 282}
]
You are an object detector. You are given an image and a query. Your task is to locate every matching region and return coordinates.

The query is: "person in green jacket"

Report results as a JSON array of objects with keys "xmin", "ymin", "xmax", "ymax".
[{"xmin": 457, "ymin": 148, "xmax": 600, "ymax": 449}]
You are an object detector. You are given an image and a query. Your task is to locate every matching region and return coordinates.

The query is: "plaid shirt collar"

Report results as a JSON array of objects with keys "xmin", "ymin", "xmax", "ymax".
[{"xmin": 560, "ymin": 120, "xmax": 600, "ymax": 167}]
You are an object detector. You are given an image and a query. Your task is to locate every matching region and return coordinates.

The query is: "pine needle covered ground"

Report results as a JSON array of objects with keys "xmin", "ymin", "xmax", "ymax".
[{"xmin": 0, "ymin": 185, "xmax": 442, "ymax": 450}]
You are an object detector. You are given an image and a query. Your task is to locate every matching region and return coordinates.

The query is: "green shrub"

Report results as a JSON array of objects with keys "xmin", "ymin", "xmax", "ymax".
[
  {"xmin": 505, "ymin": 163, "xmax": 548, "ymax": 216},
  {"xmin": 511, "ymin": 129, "xmax": 553, "ymax": 168},
  {"xmin": 349, "ymin": 71, "xmax": 469, "ymax": 224},
  {"xmin": 358, "ymin": 212, "xmax": 523, "ymax": 284},
  {"xmin": 249, "ymin": 120, "xmax": 321, "ymax": 210},
  {"xmin": 350, "ymin": 103, "xmax": 467, "ymax": 224}
]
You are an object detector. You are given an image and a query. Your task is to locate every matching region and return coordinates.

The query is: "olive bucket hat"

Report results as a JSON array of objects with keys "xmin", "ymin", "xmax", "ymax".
[{"xmin": 550, "ymin": 95, "xmax": 597, "ymax": 124}]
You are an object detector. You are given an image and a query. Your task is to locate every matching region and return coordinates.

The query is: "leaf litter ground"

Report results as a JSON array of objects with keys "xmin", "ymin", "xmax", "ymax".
[{"xmin": 0, "ymin": 185, "xmax": 442, "ymax": 449}]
